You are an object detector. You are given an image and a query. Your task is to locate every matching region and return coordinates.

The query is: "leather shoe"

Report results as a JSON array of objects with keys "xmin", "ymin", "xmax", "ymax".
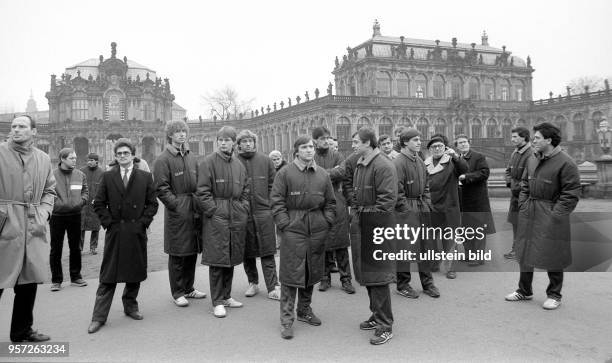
[
  {"xmin": 87, "ymin": 321, "xmax": 104, "ymax": 334},
  {"xmin": 125, "ymin": 311, "xmax": 143, "ymax": 320},
  {"xmin": 318, "ymin": 279, "xmax": 330, "ymax": 292},
  {"xmin": 12, "ymin": 330, "xmax": 50, "ymax": 342}
]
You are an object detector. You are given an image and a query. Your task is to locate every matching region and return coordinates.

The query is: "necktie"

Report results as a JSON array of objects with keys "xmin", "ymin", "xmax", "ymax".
[{"xmin": 122, "ymin": 169, "xmax": 129, "ymax": 187}]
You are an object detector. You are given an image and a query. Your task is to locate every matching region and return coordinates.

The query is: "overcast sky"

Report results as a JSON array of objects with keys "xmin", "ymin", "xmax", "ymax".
[{"xmin": 1, "ymin": 0, "xmax": 610, "ymax": 117}]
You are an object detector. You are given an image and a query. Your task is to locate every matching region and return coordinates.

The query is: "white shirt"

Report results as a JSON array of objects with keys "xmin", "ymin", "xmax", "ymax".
[{"xmin": 121, "ymin": 166, "xmax": 132, "ymax": 182}]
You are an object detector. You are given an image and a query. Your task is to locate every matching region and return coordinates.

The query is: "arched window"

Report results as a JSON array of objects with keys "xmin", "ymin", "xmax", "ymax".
[
  {"xmin": 414, "ymin": 74, "xmax": 427, "ymax": 98},
  {"xmin": 451, "ymin": 76, "xmax": 462, "ymax": 99},
  {"xmin": 398, "ymin": 117, "xmax": 412, "ymax": 128},
  {"xmin": 360, "ymin": 73, "xmax": 368, "ymax": 96},
  {"xmin": 336, "ymin": 116, "xmax": 352, "ymax": 153},
  {"xmin": 376, "ymin": 71, "xmax": 391, "ymax": 97},
  {"xmin": 499, "ymin": 79, "xmax": 510, "ymax": 101},
  {"xmin": 471, "ymin": 119, "xmax": 482, "ymax": 139},
  {"xmin": 349, "ymin": 77, "xmax": 357, "ymax": 96},
  {"xmin": 357, "ymin": 116, "xmax": 370, "ymax": 132},
  {"xmin": 189, "ymin": 137, "xmax": 200, "ymax": 155},
  {"xmin": 378, "ymin": 117, "xmax": 393, "ymax": 136},
  {"xmin": 486, "ymin": 118, "xmax": 498, "ymax": 138},
  {"xmin": 434, "ymin": 118, "xmax": 446, "ymax": 136},
  {"xmin": 513, "ymin": 80, "xmax": 525, "ymax": 102},
  {"xmin": 484, "ymin": 78, "xmax": 495, "ymax": 100},
  {"xmin": 468, "ymin": 77, "xmax": 479, "ymax": 100},
  {"xmin": 502, "ymin": 118, "xmax": 513, "ymax": 140},
  {"xmin": 433, "ymin": 75, "xmax": 445, "ymax": 98},
  {"xmin": 72, "ymin": 93, "xmax": 89, "ymax": 121},
  {"xmin": 592, "ymin": 111, "xmax": 604, "ymax": 139},
  {"xmin": 454, "ymin": 119, "xmax": 465, "ymax": 136},
  {"xmin": 572, "ymin": 114, "xmax": 584, "ymax": 140},
  {"xmin": 397, "ymin": 73, "xmax": 409, "ymax": 97},
  {"xmin": 416, "ymin": 118, "xmax": 429, "ymax": 139}
]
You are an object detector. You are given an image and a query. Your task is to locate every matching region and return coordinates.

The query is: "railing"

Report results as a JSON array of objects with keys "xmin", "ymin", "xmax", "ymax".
[{"xmin": 532, "ymin": 89, "xmax": 611, "ymax": 106}]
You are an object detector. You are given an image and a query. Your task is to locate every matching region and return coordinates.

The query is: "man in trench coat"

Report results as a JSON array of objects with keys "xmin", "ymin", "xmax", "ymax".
[
  {"xmin": 505, "ymin": 122, "xmax": 580, "ymax": 310},
  {"xmin": 80, "ymin": 153, "xmax": 104, "ymax": 255},
  {"xmin": 88, "ymin": 139, "xmax": 158, "ymax": 334},
  {"xmin": 0, "ymin": 115, "xmax": 55, "ymax": 342}
]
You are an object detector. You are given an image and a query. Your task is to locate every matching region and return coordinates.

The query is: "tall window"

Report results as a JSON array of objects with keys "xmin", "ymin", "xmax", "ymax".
[
  {"xmin": 502, "ymin": 119, "xmax": 513, "ymax": 140},
  {"xmin": 451, "ymin": 77, "xmax": 462, "ymax": 98},
  {"xmin": 516, "ymin": 87, "xmax": 523, "ymax": 102},
  {"xmin": 501, "ymin": 87, "xmax": 508, "ymax": 101},
  {"xmin": 414, "ymin": 74, "xmax": 427, "ymax": 98},
  {"xmin": 454, "ymin": 120, "xmax": 464, "ymax": 135},
  {"xmin": 471, "ymin": 119, "xmax": 482, "ymax": 139},
  {"xmin": 143, "ymin": 102, "xmax": 153, "ymax": 121},
  {"xmin": 484, "ymin": 78, "xmax": 494, "ymax": 100},
  {"xmin": 379, "ymin": 117, "xmax": 393, "ymax": 136},
  {"xmin": 360, "ymin": 73, "xmax": 368, "ymax": 96},
  {"xmin": 573, "ymin": 114, "xmax": 584, "ymax": 139},
  {"xmin": 433, "ymin": 76, "xmax": 445, "ymax": 98},
  {"xmin": 416, "ymin": 118, "xmax": 429, "ymax": 139},
  {"xmin": 376, "ymin": 72, "xmax": 391, "ymax": 97},
  {"xmin": 336, "ymin": 118, "xmax": 351, "ymax": 153},
  {"xmin": 434, "ymin": 118, "xmax": 446, "ymax": 135},
  {"xmin": 204, "ymin": 140, "xmax": 214, "ymax": 154},
  {"xmin": 397, "ymin": 73, "xmax": 409, "ymax": 97},
  {"xmin": 72, "ymin": 99, "xmax": 88, "ymax": 121},
  {"xmin": 486, "ymin": 119, "xmax": 498, "ymax": 138},
  {"xmin": 349, "ymin": 77, "xmax": 357, "ymax": 96},
  {"xmin": 469, "ymin": 79, "xmax": 479, "ymax": 99},
  {"xmin": 189, "ymin": 140, "xmax": 200, "ymax": 155}
]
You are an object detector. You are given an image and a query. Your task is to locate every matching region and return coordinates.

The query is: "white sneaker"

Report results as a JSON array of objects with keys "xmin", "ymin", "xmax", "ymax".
[
  {"xmin": 224, "ymin": 297, "xmax": 243, "ymax": 308},
  {"xmin": 505, "ymin": 291, "xmax": 533, "ymax": 301},
  {"xmin": 542, "ymin": 298, "xmax": 561, "ymax": 310},
  {"xmin": 174, "ymin": 296, "xmax": 189, "ymax": 307},
  {"xmin": 185, "ymin": 289, "xmax": 207, "ymax": 299},
  {"xmin": 213, "ymin": 305, "xmax": 226, "ymax": 318},
  {"xmin": 245, "ymin": 283, "xmax": 259, "ymax": 297},
  {"xmin": 268, "ymin": 286, "xmax": 281, "ymax": 301}
]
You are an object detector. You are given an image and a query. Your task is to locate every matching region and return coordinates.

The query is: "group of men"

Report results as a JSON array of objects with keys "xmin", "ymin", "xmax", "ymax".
[{"xmin": 0, "ymin": 115, "xmax": 580, "ymax": 346}]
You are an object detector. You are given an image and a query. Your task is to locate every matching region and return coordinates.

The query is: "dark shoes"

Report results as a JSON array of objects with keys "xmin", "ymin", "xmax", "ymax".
[
  {"xmin": 297, "ymin": 311, "xmax": 321, "ymax": 326},
  {"xmin": 87, "ymin": 321, "xmax": 104, "ymax": 334},
  {"xmin": 11, "ymin": 330, "xmax": 51, "ymax": 343},
  {"xmin": 318, "ymin": 279, "xmax": 330, "ymax": 292},
  {"xmin": 280, "ymin": 324, "xmax": 294, "ymax": 339},
  {"xmin": 396, "ymin": 285, "xmax": 419, "ymax": 299},
  {"xmin": 359, "ymin": 320, "xmax": 379, "ymax": 330},
  {"xmin": 330, "ymin": 265, "xmax": 339, "ymax": 273},
  {"xmin": 125, "ymin": 311, "xmax": 144, "ymax": 320},
  {"xmin": 370, "ymin": 329, "xmax": 393, "ymax": 345},
  {"xmin": 446, "ymin": 271, "xmax": 457, "ymax": 279},
  {"xmin": 504, "ymin": 250, "xmax": 516, "ymax": 259},
  {"xmin": 422, "ymin": 285, "xmax": 440, "ymax": 298},
  {"xmin": 341, "ymin": 281, "xmax": 356, "ymax": 294}
]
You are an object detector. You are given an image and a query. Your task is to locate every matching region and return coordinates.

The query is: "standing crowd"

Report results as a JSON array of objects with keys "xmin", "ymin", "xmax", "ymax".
[{"xmin": 0, "ymin": 115, "xmax": 580, "ymax": 345}]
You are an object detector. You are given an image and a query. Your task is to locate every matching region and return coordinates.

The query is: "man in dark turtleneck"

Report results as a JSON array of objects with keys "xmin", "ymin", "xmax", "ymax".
[
  {"xmin": 50, "ymin": 148, "xmax": 89, "ymax": 292},
  {"xmin": 0, "ymin": 115, "xmax": 56, "ymax": 342},
  {"xmin": 236, "ymin": 130, "xmax": 281, "ymax": 300},
  {"xmin": 80, "ymin": 153, "xmax": 104, "ymax": 255},
  {"xmin": 312, "ymin": 126, "xmax": 355, "ymax": 294}
]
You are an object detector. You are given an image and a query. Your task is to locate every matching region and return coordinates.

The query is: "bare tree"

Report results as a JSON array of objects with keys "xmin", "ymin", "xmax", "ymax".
[{"xmin": 201, "ymin": 86, "xmax": 255, "ymax": 120}]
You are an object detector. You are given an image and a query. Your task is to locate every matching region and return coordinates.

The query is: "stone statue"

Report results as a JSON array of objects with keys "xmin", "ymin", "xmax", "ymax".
[
  {"xmin": 280, "ymin": 100, "xmax": 284, "ymax": 109},
  {"xmin": 88, "ymin": 74, "xmax": 93, "ymax": 81},
  {"xmin": 479, "ymin": 54, "xmax": 483, "ymax": 64},
  {"xmin": 343, "ymin": 55, "xmax": 348, "ymax": 63},
  {"xmin": 251, "ymin": 111, "xmax": 254, "ymax": 118},
  {"xmin": 288, "ymin": 98, "xmax": 292, "ymax": 107},
  {"xmin": 255, "ymin": 110, "xmax": 259, "ymax": 116},
  {"xmin": 136, "ymin": 75, "xmax": 140, "ymax": 82},
  {"xmin": 296, "ymin": 96, "xmax": 301, "ymax": 104},
  {"xmin": 510, "ymin": 57, "xmax": 514, "ymax": 66},
  {"xmin": 146, "ymin": 72, "xmax": 150, "ymax": 80},
  {"xmin": 111, "ymin": 42, "xmax": 117, "ymax": 58},
  {"xmin": 305, "ymin": 91, "xmax": 309, "ymax": 101},
  {"xmin": 335, "ymin": 56, "xmax": 340, "ymax": 68},
  {"xmin": 99, "ymin": 55, "xmax": 104, "ymax": 63},
  {"xmin": 327, "ymin": 82, "xmax": 333, "ymax": 95},
  {"xmin": 410, "ymin": 48, "xmax": 414, "ymax": 59},
  {"xmin": 77, "ymin": 70, "xmax": 81, "ymax": 77},
  {"xmin": 123, "ymin": 56, "xmax": 127, "ymax": 63},
  {"xmin": 314, "ymin": 88, "xmax": 320, "ymax": 99},
  {"xmin": 527, "ymin": 56, "xmax": 531, "ymax": 68},
  {"xmin": 50, "ymin": 74, "xmax": 56, "ymax": 89},
  {"xmin": 261, "ymin": 107, "xmax": 264, "ymax": 115},
  {"xmin": 605, "ymin": 79, "xmax": 610, "ymax": 92},
  {"xmin": 274, "ymin": 102, "xmax": 277, "ymax": 111},
  {"xmin": 267, "ymin": 105, "xmax": 271, "ymax": 113},
  {"xmin": 566, "ymin": 86, "xmax": 571, "ymax": 97}
]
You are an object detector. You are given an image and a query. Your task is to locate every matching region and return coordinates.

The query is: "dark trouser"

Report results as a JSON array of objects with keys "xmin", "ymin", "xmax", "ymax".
[
  {"xmin": 91, "ymin": 282, "xmax": 140, "ymax": 322},
  {"xmin": 366, "ymin": 284, "xmax": 393, "ymax": 332},
  {"xmin": 464, "ymin": 234, "xmax": 487, "ymax": 262},
  {"xmin": 433, "ymin": 238, "xmax": 456, "ymax": 271},
  {"xmin": 244, "ymin": 255, "xmax": 279, "ymax": 292},
  {"xmin": 323, "ymin": 248, "xmax": 352, "ymax": 283},
  {"xmin": 80, "ymin": 229, "xmax": 99, "ymax": 251},
  {"xmin": 517, "ymin": 267, "xmax": 564, "ymax": 300},
  {"xmin": 511, "ymin": 223, "xmax": 518, "ymax": 250},
  {"xmin": 168, "ymin": 254, "xmax": 197, "ymax": 299},
  {"xmin": 396, "ymin": 261, "xmax": 433, "ymax": 290},
  {"xmin": 0, "ymin": 283, "xmax": 37, "ymax": 341},
  {"xmin": 50, "ymin": 214, "xmax": 82, "ymax": 283},
  {"xmin": 280, "ymin": 284, "xmax": 314, "ymax": 326},
  {"xmin": 209, "ymin": 266, "xmax": 234, "ymax": 307}
]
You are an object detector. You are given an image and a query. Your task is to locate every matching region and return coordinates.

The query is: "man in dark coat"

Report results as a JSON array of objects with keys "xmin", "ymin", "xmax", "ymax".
[
  {"xmin": 196, "ymin": 126, "xmax": 250, "ymax": 318},
  {"xmin": 503, "ymin": 127, "xmax": 532, "ymax": 259},
  {"xmin": 455, "ymin": 135, "xmax": 495, "ymax": 265},
  {"xmin": 88, "ymin": 139, "xmax": 158, "ymax": 334},
  {"xmin": 505, "ymin": 122, "xmax": 580, "ymax": 310},
  {"xmin": 80, "ymin": 153, "xmax": 104, "ymax": 255},
  {"xmin": 271, "ymin": 135, "xmax": 336, "ymax": 340},
  {"xmin": 394, "ymin": 128, "xmax": 440, "ymax": 299},
  {"xmin": 312, "ymin": 126, "xmax": 355, "ymax": 294},
  {"xmin": 424, "ymin": 134, "xmax": 468, "ymax": 280},
  {"xmin": 351, "ymin": 127, "xmax": 398, "ymax": 345},
  {"xmin": 154, "ymin": 120, "xmax": 206, "ymax": 308},
  {"xmin": 236, "ymin": 130, "xmax": 280, "ymax": 300}
]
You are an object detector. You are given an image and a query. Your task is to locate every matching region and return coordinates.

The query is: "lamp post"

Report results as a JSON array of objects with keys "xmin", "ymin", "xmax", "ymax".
[{"xmin": 595, "ymin": 117, "xmax": 612, "ymax": 197}]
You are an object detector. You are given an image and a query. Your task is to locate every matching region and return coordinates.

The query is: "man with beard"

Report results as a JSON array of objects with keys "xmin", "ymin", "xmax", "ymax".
[
  {"xmin": 0, "ymin": 115, "xmax": 56, "ymax": 342},
  {"xmin": 236, "ymin": 130, "xmax": 281, "ymax": 300},
  {"xmin": 503, "ymin": 127, "xmax": 532, "ymax": 259},
  {"xmin": 271, "ymin": 135, "xmax": 336, "ymax": 339},
  {"xmin": 80, "ymin": 153, "xmax": 104, "ymax": 255},
  {"xmin": 312, "ymin": 126, "xmax": 355, "ymax": 294},
  {"xmin": 154, "ymin": 120, "xmax": 206, "ymax": 308},
  {"xmin": 49, "ymin": 148, "xmax": 89, "ymax": 291},
  {"xmin": 196, "ymin": 126, "xmax": 249, "ymax": 318}
]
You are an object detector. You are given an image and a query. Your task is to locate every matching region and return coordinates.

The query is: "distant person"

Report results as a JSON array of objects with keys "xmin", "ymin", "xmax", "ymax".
[
  {"xmin": 80, "ymin": 153, "xmax": 104, "ymax": 255},
  {"xmin": 379, "ymin": 134, "xmax": 399, "ymax": 160},
  {"xmin": 269, "ymin": 150, "xmax": 287, "ymax": 171},
  {"xmin": 49, "ymin": 148, "xmax": 89, "ymax": 291},
  {"xmin": 0, "ymin": 115, "xmax": 56, "ymax": 342}
]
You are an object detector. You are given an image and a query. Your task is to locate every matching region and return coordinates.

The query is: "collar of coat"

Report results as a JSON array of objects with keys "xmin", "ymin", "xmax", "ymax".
[
  {"xmin": 357, "ymin": 148, "xmax": 380, "ymax": 167},
  {"xmin": 424, "ymin": 153, "xmax": 451, "ymax": 175},
  {"xmin": 535, "ymin": 145, "xmax": 562, "ymax": 161},
  {"xmin": 461, "ymin": 150, "xmax": 473, "ymax": 159},
  {"xmin": 215, "ymin": 150, "xmax": 233, "ymax": 162},
  {"xmin": 400, "ymin": 148, "xmax": 418, "ymax": 161},
  {"xmin": 293, "ymin": 157, "xmax": 317, "ymax": 172},
  {"xmin": 167, "ymin": 143, "xmax": 189, "ymax": 157},
  {"xmin": 516, "ymin": 142, "xmax": 532, "ymax": 155}
]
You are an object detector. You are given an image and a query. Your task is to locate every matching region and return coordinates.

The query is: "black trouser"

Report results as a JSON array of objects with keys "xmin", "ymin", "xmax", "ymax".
[
  {"xmin": 209, "ymin": 266, "xmax": 234, "ymax": 307},
  {"xmin": 168, "ymin": 254, "xmax": 197, "ymax": 299},
  {"xmin": 366, "ymin": 284, "xmax": 393, "ymax": 332},
  {"xmin": 91, "ymin": 282, "xmax": 140, "ymax": 323},
  {"xmin": 464, "ymin": 234, "xmax": 487, "ymax": 262},
  {"xmin": 244, "ymin": 255, "xmax": 279, "ymax": 292},
  {"xmin": 517, "ymin": 267, "xmax": 564, "ymax": 300},
  {"xmin": 433, "ymin": 238, "xmax": 456, "ymax": 271},
  {"xmin": 280, "ymin": 284, "xmax": 314, "ymax": 326},
  {"xmin": 396, "ymin": 261, "xmax": 433, "ymax": 290},
  {"xmin": 50, "ymin": 214, "xmax": 82, "ymax": 283},
  {"xmin": 80, "ymin": 229, "xmax": 99, "ymax": 251},
  {"xmin": 511, "ymin": 223, "xmax": 518, "ymax": 250},
  {"xmin": 323, "ymin": 248, "xmax": 352, "ymax": 283},
  {"xmin": 0, "ymin": 283, "xmax": 37, "ymax": 341}
]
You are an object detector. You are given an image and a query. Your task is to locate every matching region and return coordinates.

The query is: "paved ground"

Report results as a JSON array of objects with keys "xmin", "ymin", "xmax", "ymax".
[{"xmin": 1, "ymin": 198, "xmax": 611, "ymax": 362}]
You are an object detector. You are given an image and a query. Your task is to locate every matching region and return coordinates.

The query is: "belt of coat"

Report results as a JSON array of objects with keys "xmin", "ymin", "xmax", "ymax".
[{"xmin": 0, "ymin": 199, "xmax": 40, "ymax": 217}]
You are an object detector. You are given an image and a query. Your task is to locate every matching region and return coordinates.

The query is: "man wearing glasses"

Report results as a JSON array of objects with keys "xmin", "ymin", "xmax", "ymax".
[{"xmin": 87, "ymin": 139, "xmax": 158, "ymax": 334}]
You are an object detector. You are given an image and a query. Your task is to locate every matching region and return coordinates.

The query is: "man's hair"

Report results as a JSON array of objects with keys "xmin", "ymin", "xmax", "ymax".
[
  {"xmin": 429, "ymin": 133, "xmax": 449, "ymax": 147},
  {"xmin": 165, "ymin": 120, "xmax": 189, "ymax": 143},
  {"xmin": 237, "ymin": 129, "xmax": 257, "ymax": 144},
  {"xmin": 453, "ymin": 134, "xmax": 469, "ymax": 146},
  {"xmin": 379, "ymin": 134, "xmax": 391, "ymax": 144},
  {"xmin": 269, "ymin": 150, "xmax": 282, "ymax": 158},
  {"xmin": 293, "ymin": 135, "xmax": 313, "ymax": 156},
  {"xmin": 511, "ymin": 126, "xmax": 530, "ymax": 143},
  {"xmin": 58, "ymin": 147, "xmax": 75, "ymax": 160},
  {"xmin": 533, "ymin": 122, "xmax": 561, "ymax": 147},
  {"xmin": 311, "ymin": 126, "xmax": 330, "ymax": 140},
  {"xmin": 13, "ymin": 114, "xmax": 36, "ymax": 129},
  {"xmin": 113, "ymin": 138, "xmax": 136, "ymax": 155},
  {"xmin": 356, "ymin": 127, "xmax": 378, "ymax": 149},
  {"xmin": 393, "ymin": 125, "xmax": 406, "ymax": 137},
  {"xmin": 398, "ymin": 128, "xmax": 421, "ymax": 147},
  {"xmin": 217, "ymin": 126, "xmax": 237, "ymax": 141}
]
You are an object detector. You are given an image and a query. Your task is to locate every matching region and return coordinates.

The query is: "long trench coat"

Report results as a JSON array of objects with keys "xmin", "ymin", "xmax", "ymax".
[
  {"xmin": 515, "ymin": 146, "xmax": 580, "ymax": 270},
  {"xmin": 270, "ymin": 161, "xmax": 336, "ymax": 288},
  {"xmin": 154, "ymin": 145, "xmax": 201, "ymax": 256},
  {"xmin": 196, "ymin": 151, "xmax": 250, "ymax": 267},
  {"xmin": 458, "ymin": 150, "xmax": 495, "ymax": 234},
  {"xmin": 424, "ymin": 153, "xmax": 468, "ymax": 229},
  {"xmin": 505, "ymin": 143, "xmax": 533, "ymax": 225},
  {"xmin": 314, "ymin": 148, "xmax": 350, "ymax": 250},
  {"xmin": 94, "ymin": 167, "xmax": 158, "ymax": 283},
  {"xmin": 0, "ymin": 141, "xmax": 56, "ymax": 288},
  {"xmin": 80, "ymin": 166, "xmax": 104, "ymax": 231},
  {"xmin": 237, "ymin": 151, "xmax": 277, "ymax": 258}
]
